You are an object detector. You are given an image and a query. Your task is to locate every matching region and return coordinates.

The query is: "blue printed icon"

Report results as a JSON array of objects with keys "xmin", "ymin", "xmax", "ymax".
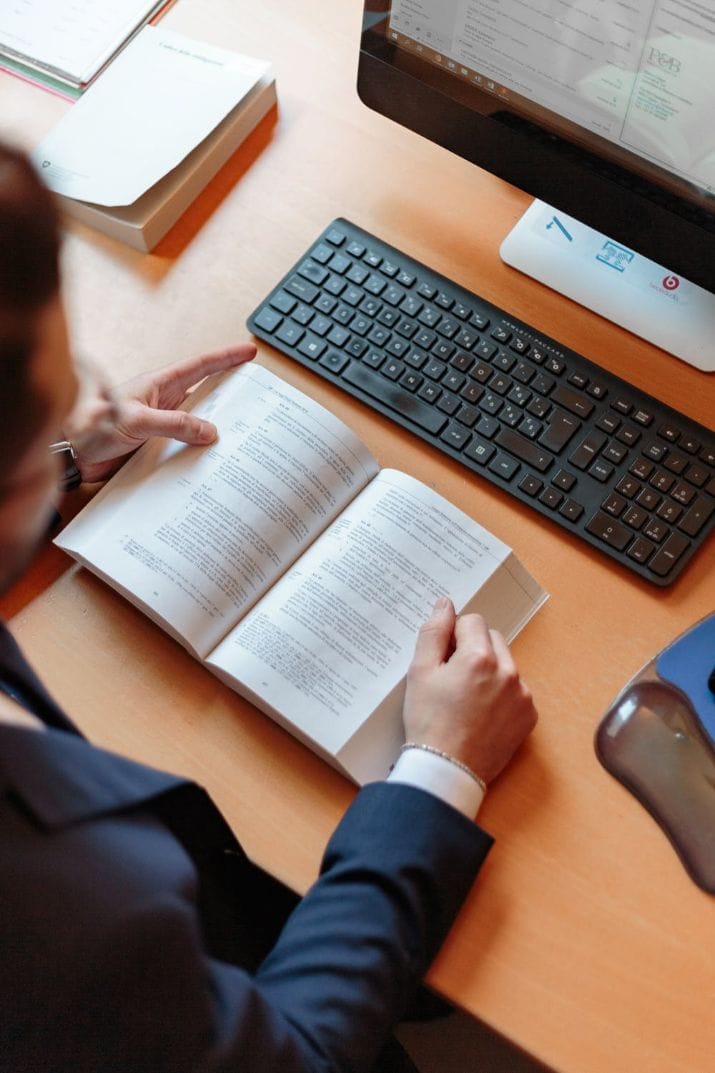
[
  {"xmin": 546, "ymin": 216, "xmax": 572, "ymax": 241},
  {"xmin": 596, "ymin": 241, "xmax": 634, "ymax": 272}
]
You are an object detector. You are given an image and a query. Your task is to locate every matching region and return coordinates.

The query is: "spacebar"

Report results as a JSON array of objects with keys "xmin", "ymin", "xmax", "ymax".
[
  {"xmin": 342, "ymin": 361, "xmax": 447, "ymax": 434},
  {"xmin": 495, "ymin": 428, "xmax": 554, "ymax": 472}
]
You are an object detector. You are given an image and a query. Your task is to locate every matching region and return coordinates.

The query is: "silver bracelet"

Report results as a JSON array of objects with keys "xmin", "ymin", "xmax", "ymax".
[{"xmin": 401, "ymin": 742, "xmax": 487, "ymax": 796}]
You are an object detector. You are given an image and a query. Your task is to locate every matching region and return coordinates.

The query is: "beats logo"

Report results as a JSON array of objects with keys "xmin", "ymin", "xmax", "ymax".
[{"xmin": 662, "ymin": 275, "xmax": 680, "ymax": 291}]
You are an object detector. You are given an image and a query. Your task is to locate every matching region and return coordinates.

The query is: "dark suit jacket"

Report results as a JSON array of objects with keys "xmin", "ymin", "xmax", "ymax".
[{"xmin": 0, "ymin": 623, "xmax": 492, "ymax": 1073}]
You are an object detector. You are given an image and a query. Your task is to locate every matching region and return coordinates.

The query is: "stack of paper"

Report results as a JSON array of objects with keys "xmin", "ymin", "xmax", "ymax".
[
  {"xmin": 33, "ymin": 27, "xmax": 277, "ymax": 251},
  {"xmin": 0, "ymin": 0, "xmax": 171, "ymax": 98}
]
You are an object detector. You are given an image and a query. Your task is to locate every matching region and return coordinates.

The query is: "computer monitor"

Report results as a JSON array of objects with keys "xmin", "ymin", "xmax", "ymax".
[{"xmin": 358, "ymin": 1, "xmax": 715, "ymax": 371}]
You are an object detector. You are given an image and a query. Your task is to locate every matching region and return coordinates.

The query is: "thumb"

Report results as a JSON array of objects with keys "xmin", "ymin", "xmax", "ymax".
[{"xmin": 411, "ymin": 597, "xmax": 456, "ymax": 672}]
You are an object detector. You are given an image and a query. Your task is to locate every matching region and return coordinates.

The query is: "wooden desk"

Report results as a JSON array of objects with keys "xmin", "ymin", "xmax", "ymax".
[{"xmin": 2, "ymin": 4, "xmax": 714, "ymax": 1073}]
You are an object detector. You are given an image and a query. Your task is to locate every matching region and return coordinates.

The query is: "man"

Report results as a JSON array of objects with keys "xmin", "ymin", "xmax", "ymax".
[{"xmin": 0, "ymin": 142, "xmax": 537, "ymax": 1072}]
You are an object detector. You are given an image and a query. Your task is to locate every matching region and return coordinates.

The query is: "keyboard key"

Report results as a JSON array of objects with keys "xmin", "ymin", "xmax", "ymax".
[
  {"xmin": 623, "ymin": 505, "xmax": 648, "ymax": 530},
  {"xmin": 616, "ymin": 475, "xmax": 640, "ymax": 498},
  {"xmin": 441, "ymin": 423, "xmax": 472, "ymax": 450},
  {"xmin": 589, "ymin": 459, "xmax": 614, "ymax": 483},
  {"xmin": 382, "ymin": 358, "xmax": 404, "ymax": 381},
  {"xmin": 551, "ymin": 385, "xmax": 594, "ymax": 419},
  {"xmin": 643, "ymin": 442, "xmax": 668, "ymax": 462},
  {"xmin": 671, "ymin": 482, "xmax": 696, "ymax": 506},
  {"xmin": 569, "ymin": 432, "xmax": 607, "ymax": 470},
  {"xmin": 649, "ymin": 470, "xmax": 674, "ymax": 494},
  {"xmin": 519, "ymin": 474, "xmax": 543, "ymax": 496},
  {"xmin": 493, "ymin": 351, "xmax": 516, "ymax": 372},
  {"xmin": 685, "ymin": 463, "xmax": 709, "ymax": 487},
  {"xmin": 286, "ymin": 275, "xmax": 319, "ymax": 303},
  {"xmin": 678, "ymin": 497, "xmax": 714, "ymax": 537},
  {"xmin": 347, "ymin": 337, "xmax": 369, "ymax": 358},
  {"xmin": 364, "ymin": 274, "xmax": 387, "ymax": 296},
  {"xmin": 539, "ymin": 487, "xmax": 563, "ymax": 509},
  {"xmin": 270, "ymin": 290, "xmax": 298, "ymax": 314},
  {"xmin": 629, "ymin": 458, "xmax": 653, "ymax": 480},
  {"xmin": 327, "ymin": 325, "xmax": 350, "ymax": 347},
  {"xmin": 552, "ymin": 470, "xmax": 576, "ymax": 492},
  {"xmin": 602, "ymin": 493, "xmax": 627, "ymax": 517},
  {"xmin": 276, "ymin": 321, "xmax": 305, "ymax": 346},
  {"xmin": 658, "ymin": 423, "xmax": 680, "ymax": 443},
  {"xmin": 319, "ymin": 350, "xmax": 348, "ymax": 373},
  {"xmin": 611, "ymin": 397, "xmax": 633, "ymax": 415},
  {"xmin": 456, "ymin": 403, "xmax": 479, "ymax": 428},
  {"xmin": 559, "ymin": 499, "xmax": 584, "ymax": 522},
  {"xmin": 586, "ymin": 512, "xmax": 632, "ymax": 551},
  {"xmin": 495, "ymin": 428, "xmax": 554, "ymax": 472},
  {"xmin": 328, "ymin": 253, "xmax": 351, "ymax": 274},
  {"xmin": 290, "ymin": 305, "xmax": 315, "ymax": 328},
  {"xmin": 325, "ymin": 227, "xmax": 346, "ymax": 246},
  {"xmin": 489, "ymin": 453, "xmax": 520, "ymax": 481},
  {"xmin": 628, "ymin": 537, "xmax": 655, "ymax": 564},
  {"xmin": 636, "ymin": 487, "xmax": 661, "ymax": 511},
  {"xmin": 418, "ymin": 381, "xmax": 441, "ymax": 403},
  {"xmin": 311, "ymin": 242, "xmax": 334, "ymax": 264},
  {"xmin": 475, "ymin": 414, "xmax": 500, "ymax": 439},
  {"xmin": 545, "ymin": 356, "xmax": 565, "ymax": 375},
  {"xmin": 656, "ymin": 501, "xmax": 682, "ymax": 524},
  {"xmin": 417, "ymin": 281, "xmax": 437, "ymax": 300},
  {"xmin": 436, "ymin": 392, "xmax": 460, "ymax": 415},
  {"xmin": 464, "ymin": 437, "xmax": 496, "ymax": 466},
  {"xmin": 253, "ymin": 306, "xmax": 283, "ymax": 333},
  {"xmin": 643, "ymin": 519, "xmax": 668, "ymax": 543},
  {"xmin": 663, "ymin": 452, "xmax": 688, "ymax": 474},
  {"xmin": 648, "ymin": 533, "xmax": 690, "ymax": 577},
  {"xmin": 298, "ymin": 336, "xmax": 327, "ymax": 361},
  {"xmin": 603, "ymin": 441, "xmax": 628, "ymax": 465},
  {"xmin": 682, "ymin": 435, "xmax": 702, "ymax": 454},
  {"xmin": 597, "ymin": 412, "xmax": 620, "ymax": 434}
]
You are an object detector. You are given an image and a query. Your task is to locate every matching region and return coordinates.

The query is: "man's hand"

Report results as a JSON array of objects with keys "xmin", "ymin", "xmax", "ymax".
[
  {"xmin": 64, "ymin": 344, "xmax": 256, "ymax": 483},
  {"xmin": 403, "ymin": 597, "xmax": 537, "ymax": 785}
]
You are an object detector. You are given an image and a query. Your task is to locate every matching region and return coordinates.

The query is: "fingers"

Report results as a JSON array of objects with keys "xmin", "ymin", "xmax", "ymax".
[
  {"xmin": 123, "ymin": 405, "xmax": 218, "ymax": 446},
  {"xmin": 453, "ymin": 612, "xmax": 492, "ymax": 660},
  {"xmin": 488, "ymin": 628, "xmax": 517, "ymax": 675},
  {"xmin": 411, "ymin": 597, "xmax": 456, "ymax": 671},
  {"xmin": 152, "ymin": 343, "xmax": 256, "ymax": 396}
]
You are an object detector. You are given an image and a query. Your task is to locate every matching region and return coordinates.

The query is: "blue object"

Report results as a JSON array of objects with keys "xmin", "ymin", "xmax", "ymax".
[{"xmin": 657, "ymin": 614, "xmax": 715, "ymax": 748}]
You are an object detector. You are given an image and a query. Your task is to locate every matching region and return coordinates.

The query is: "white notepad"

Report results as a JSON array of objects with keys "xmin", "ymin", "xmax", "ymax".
[
  {"xmin": 34, "ymin": 26, "xmax": 272, "ymax": 207},
  {"xmin": 0, "ymin": 0, "xmax": 166, "ymax": 89}
]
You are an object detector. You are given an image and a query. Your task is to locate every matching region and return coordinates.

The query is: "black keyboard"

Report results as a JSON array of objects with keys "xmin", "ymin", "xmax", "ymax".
[{"xmin": 248, "ymin": 219, "xmax": 715, "ymax": 586}]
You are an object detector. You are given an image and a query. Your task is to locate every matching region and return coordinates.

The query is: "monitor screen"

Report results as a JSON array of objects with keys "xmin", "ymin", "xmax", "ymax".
[{"xmin": 358, "ymin": 1, "xmax": 715, "ymax": 293}]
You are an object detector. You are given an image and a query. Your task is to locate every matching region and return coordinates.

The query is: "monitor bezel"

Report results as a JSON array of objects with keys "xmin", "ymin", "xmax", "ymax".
[{"xmin": 358, "ymin": 4, "xmax": 715, "ymax": 293}]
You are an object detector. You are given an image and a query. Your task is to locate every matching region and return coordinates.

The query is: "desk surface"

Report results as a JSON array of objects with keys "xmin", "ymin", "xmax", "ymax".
[{"xmin": 2, "ymin": 4, "xmax": 714, "ymax": 1073}]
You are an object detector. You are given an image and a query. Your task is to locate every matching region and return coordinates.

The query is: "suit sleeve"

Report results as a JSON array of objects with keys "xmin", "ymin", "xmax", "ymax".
[{"xmin": 62, "ymin": 782, "xmax": 492, "ymax": 1073}]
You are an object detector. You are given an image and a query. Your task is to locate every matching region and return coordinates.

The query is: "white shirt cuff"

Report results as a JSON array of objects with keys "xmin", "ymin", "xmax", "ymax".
[{"xmin": 387, "ymin": 747, "xmax": 485, "ymax": 819}]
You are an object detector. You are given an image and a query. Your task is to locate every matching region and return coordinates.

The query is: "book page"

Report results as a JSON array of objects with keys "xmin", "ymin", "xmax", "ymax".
[
  {"xmin": 207, "ymin": 469, "xmax": 547, "ymax": 765},
  {"xmin": 56, "ymin": 364, "xmax": 379, "ymax": 659},
  {"xmin": 0, "ymin": 1, "xmax": 164, "ymax": 85}
]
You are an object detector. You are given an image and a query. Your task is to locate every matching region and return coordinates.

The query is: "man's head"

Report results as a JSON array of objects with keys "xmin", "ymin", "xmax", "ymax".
[{"xmin": 0, "ymin": 141, "xmax": 77, "ymax": 592}]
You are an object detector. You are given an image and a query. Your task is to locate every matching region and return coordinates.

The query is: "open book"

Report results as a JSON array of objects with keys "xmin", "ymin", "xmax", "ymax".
[{"xmin": 56, "ymin": 364, "xmax": 547, "ymax": 783}]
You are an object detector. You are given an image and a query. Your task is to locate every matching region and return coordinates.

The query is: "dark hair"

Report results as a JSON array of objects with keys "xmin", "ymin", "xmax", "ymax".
[{"xmin": 0, "ymin": 141, "xmax": 61, "ymax": 464}]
